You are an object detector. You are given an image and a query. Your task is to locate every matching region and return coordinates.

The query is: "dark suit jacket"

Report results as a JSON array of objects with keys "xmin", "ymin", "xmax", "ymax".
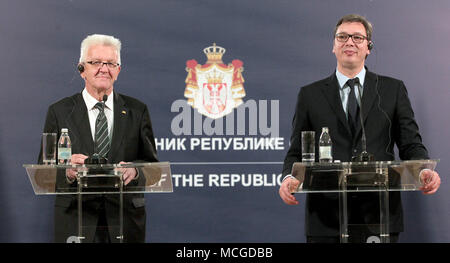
[
  {"xmin": 38, "ymin": 91, "xmax": 158, "ymax": 242},
  {"xmin": 282, "ymin": 69, "xmax": 429, "ymax": 236}
]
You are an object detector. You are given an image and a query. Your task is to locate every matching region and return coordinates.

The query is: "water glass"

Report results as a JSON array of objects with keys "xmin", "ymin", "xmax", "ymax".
[
  {"xmin": 42, "ymin": 133, "xmax": 57, "ymax": 164},
  {"xmin": 301, "ymin": 131, "xmax": 315, "ymax": 162}
]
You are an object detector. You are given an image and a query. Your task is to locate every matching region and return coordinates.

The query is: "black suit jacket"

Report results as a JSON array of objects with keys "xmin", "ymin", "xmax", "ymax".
[
  {"xmin": 39, "ymin": 91, "xmax": 158, "ymax": 242},
  {"xmin": 282, "ymin": 69, "xmax": 429, "ymax": 236}
]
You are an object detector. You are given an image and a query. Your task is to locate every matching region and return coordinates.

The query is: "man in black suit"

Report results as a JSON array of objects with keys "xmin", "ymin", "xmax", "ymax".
[
  {"xmin": 38, "ymin": 34, "xmax": 158, "ymax": 243},
  {"xmin": 279, "ymin": 14, "xmax": 441, "ymax": 243}
]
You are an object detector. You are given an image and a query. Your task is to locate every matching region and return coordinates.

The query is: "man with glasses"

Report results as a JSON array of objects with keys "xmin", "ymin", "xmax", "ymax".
[
  {"xmin": 279, "ymin": 14, "xmax": 440, "ymax": 243},
  {"xmin": 39, "ymin": 34, "xmax": 158, "ymax": 242}
]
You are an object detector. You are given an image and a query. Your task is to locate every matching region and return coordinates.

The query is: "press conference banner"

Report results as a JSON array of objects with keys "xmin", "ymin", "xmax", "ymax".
[{"xmin": 0, "ymin": 0, "xmax": 449, "ymax": 242}]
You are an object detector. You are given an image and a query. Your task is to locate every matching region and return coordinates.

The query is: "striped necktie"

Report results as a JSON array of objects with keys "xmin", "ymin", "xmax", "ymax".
[
  {"xmin": 94, "ymin": 102, "xmax": 110, "ymax": 157},
  {"xmin": 346, "ymin": 78, "xmax": 360, "ymax": 138}
]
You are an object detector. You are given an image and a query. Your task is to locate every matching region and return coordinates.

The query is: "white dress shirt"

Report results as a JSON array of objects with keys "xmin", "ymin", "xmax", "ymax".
[
  {"xmin": 82, "ymin": 88, "xmax": 114, "ymax": 142},
  {"xmin": 336, "ymin": 67, "xmax": 366, "ymax": 117}
]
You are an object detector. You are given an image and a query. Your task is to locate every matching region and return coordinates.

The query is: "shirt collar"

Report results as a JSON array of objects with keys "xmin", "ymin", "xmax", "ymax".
[
  {"xmin": 82, "ymin": 88, "xmax": 113, "ymax": 110},
  {"xmin": 336, "ymin": 67, "xmax": 366, "ymax": 90}
]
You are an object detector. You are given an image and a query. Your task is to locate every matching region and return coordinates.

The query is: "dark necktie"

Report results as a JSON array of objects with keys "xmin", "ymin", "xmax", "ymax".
[
  {"xmin": 346, "ymin": 78, "xmax": 360, "ymax": 138},
  {"xmin": 94, "ymin": 102, "xmax": 110, "ymax": 157}
]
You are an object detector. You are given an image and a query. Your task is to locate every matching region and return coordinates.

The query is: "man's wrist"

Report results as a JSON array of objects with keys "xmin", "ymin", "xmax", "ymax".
[{"xmin": 282, "ymin": 174, "xmax": 294, "ymax": 182}]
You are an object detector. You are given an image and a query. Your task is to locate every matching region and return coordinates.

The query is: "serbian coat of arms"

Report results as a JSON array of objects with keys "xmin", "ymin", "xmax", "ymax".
[{"xmin": 184, "ymin": 43, "xmax": 245, "ymax": 119}]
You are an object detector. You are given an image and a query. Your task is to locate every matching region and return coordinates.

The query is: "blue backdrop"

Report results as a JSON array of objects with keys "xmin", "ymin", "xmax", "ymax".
[{"xmin": 0, "ymin": 0, "xmax": 449, "ymax": 242}]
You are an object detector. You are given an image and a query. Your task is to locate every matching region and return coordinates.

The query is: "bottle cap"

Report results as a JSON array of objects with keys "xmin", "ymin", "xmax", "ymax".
[{"xmin": 61, "ymin": 128, "xmax": 68, "ymax": 133}]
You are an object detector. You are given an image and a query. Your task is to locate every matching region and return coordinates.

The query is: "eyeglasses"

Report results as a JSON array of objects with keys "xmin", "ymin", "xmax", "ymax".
[
  {"xmin": 86, "ymin": 61, "xmax": 120, "ymax": 69},
  {"xmin": 335, "ymin": 33, "xmax": 368, "ymax": 44}
]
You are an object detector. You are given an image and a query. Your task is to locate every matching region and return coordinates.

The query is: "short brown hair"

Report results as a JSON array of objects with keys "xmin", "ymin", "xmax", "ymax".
[{"xmin": 334, "ymin": 14, "xmax": 373, "ymax": 41}]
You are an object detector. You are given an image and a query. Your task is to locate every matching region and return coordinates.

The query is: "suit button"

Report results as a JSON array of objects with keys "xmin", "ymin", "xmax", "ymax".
[{"xmin": 353, "ymin": 149, "xmax": 357, "ymax": 153}]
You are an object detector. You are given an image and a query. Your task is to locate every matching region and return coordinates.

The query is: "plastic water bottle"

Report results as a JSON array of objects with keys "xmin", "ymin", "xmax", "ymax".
[
  {"xmin": 58, "ymin": 128, "xmax": 72, "ymax": 164},
  {"xmin": 319, "ymin": 127, "xmax": 333, "ymax": 163}
]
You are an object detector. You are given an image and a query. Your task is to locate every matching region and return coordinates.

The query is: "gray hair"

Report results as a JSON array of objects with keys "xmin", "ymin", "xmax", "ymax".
[
  {"xmin": 334, "ymin": 14, "xmax": 373, "ymax": 41},
  {"xmin": 79, "ymin": 34, "xmax": 122, "ymax": 64}
]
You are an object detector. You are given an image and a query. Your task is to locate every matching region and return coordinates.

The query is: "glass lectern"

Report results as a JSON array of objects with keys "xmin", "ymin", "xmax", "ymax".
[
  {"xmin": 24, "ymin": 162, "xmax": 172, "ymax": 243},
  {"xmin": 291, "ymin": 159, "xmax": 437, "ymax": 243}
]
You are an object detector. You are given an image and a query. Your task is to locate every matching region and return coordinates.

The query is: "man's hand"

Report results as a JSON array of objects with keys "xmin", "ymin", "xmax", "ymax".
[
  {"xmin": 117, "ymin": 161, "xmax": 137, "ymax": 186},
  {"xmin": 66, "ymin": 154, "xmax": 89, "ymax": 182},
  {"xmin": 279, "ymin": 177, "xmax": 300, "ymax": 205},
  {"xmin": 420, "ymin": 169, "xmax": 441, "ymax": 195}
]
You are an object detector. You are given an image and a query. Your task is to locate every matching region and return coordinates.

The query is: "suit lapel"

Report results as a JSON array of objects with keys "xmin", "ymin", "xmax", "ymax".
[
  {"xmin": 321, "ymin": 73, "xmax": 352, "ymax": 137},
  {"xmin": 66, "ymin": 93, "xmax": 95, "ymax": 155},
  {"xmin": 108, "ymin": 92, "xmax": 128, "ymax": 162}
]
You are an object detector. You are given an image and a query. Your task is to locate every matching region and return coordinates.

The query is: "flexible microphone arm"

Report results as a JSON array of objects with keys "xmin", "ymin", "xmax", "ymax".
[
  {"xmin": 352, "ymin": 78, "xmax": 374, "ymax": 162},
  {"xmin": 102, "ymin": 94, "xmax": 108, "ymax": 110}
]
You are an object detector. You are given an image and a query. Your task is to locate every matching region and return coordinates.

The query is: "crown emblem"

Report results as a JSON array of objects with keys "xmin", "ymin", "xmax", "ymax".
[
  {"xmin": 205, "ymin": 69, "xmax": 224, "ymax": 84},
  {"xmin": 203, "ymin": 43, "xmax": 226, "ymax": 64}
]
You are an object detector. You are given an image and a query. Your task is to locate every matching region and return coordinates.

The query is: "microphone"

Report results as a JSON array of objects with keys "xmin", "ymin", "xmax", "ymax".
[
  {"xmin": 352, "ymin": 77, "xmax": 374, "ymax": 162},
  {"xmin": 102, "ymin": 94, "xmax": 108, "ymax": 108}
]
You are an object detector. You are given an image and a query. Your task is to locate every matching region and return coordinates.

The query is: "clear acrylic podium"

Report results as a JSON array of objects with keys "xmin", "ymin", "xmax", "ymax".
[
  {"xmin": 291, "ymin": 159, "xmax": 438, "ymax": 243},
  {"xmin": 24, "ymin": 162, "xmax": 173, "ymax": 243}
]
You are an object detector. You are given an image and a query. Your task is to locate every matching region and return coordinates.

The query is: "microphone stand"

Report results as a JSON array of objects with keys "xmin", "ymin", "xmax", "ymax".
[
  {"xmin": 84, "ymin": 94, "xmax": 109, "ymax": 165},
  {"xmin": 351, "ymin": 78, "xmax": 374, "ymax": 162}
]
